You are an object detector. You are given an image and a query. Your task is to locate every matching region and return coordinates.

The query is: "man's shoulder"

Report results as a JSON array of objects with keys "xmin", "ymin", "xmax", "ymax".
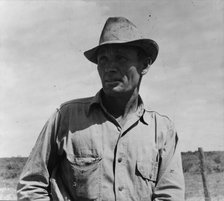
[
  {"xmin": 144, "ymin": 109, "xmax": 177, "ymax": 146},
  {"xmin": 145, "ymin": 109, "xmax": 172, "ymax": 122},
  {"xmin": 58, "ymin": 96, "xmax": 95, "ymax": 111},
  {"xmin": 144, "ymin": 109, "xmax": 175, "ymax": 129}
]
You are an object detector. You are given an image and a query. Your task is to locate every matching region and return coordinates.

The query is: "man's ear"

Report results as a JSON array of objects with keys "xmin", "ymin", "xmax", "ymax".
[{"xmin": 141, "ymin": 57, "xmax": 152, "ymax": 75}]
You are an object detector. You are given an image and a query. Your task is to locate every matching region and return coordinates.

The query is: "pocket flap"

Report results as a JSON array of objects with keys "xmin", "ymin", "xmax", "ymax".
[
  {"xmin": 72, "ymin": 157, "xmax": 102, "ymax": 166},
  {"xmin": 67, "ymin": 153, "xmax": 101, "ymax": 165},
  {"xmin": 137, "ymin": 160, "xmax": 158, "ymax": 182}
]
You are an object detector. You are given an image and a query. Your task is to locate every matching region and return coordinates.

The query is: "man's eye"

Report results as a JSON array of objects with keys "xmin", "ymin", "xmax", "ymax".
[{"xmin": 98, "ymin": 56, "xmax": 107, "ymax": 64}]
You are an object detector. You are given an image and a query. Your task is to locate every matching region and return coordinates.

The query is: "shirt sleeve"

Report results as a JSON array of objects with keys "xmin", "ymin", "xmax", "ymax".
[
  {"xmin": 153, "ymin": 118, "xmax": 185, "ymax": 201},
  {"xmin": 17, "ymin": 109, "xmax": 60, "ymax": 201}
]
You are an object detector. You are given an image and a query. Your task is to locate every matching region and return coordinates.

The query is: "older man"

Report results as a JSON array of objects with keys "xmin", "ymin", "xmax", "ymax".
[{"xmin": 17, "ymin": 17, "xmax": 185, "ymax": 201}]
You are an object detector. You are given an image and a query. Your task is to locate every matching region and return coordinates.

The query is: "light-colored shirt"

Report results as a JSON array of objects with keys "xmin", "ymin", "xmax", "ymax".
[{"xmin": 17, "ymin": 90, "xmax": 185, "ymax": 201}]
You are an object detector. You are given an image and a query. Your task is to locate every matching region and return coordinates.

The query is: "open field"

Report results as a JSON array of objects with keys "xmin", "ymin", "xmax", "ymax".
[
  {"xmin": 185, "ymin": 172, "xmax": 224, "ymax": 201},
  {"xmin": 0, "ymin": 151, "xmax": 224, "ymax": 200}
]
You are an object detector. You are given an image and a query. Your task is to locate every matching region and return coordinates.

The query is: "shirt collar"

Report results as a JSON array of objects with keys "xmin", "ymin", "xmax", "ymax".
[
  {"xmin": 136, "ymin": 97, "xmax": 149, "ymax": 125},
  {"xmin": 87, "ymin": 89, "xmax": 150, "ymax": 125},
  {"xmin": 87, "ymin": 89, "xmax": 103, "ymax": 116}
]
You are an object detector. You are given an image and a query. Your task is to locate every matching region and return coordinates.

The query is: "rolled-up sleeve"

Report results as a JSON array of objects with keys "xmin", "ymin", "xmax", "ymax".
[
  {"xmin": 17, "ymin": 110, "xmax": 60, "ymax": 201},
  {"xmin": 153, "ymin": 120, "xmax": 185, "ymax": 201}
]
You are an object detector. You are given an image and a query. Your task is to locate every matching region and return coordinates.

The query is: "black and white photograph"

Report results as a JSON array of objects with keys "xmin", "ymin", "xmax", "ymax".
[{"xmin": 0, "ymin": 0, "xmax": 223, "ymax": 200}]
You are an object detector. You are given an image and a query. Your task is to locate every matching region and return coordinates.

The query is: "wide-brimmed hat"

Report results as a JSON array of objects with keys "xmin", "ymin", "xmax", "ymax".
[{"xmin": 84, "ymin": 17, "xmax": 159, "ymax": 64}]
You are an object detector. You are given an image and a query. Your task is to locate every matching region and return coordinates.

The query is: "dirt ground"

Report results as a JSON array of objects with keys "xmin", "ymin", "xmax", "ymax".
[{"xmin": 184, "ymin": 172, "xmax": 224, "ymax": 201}]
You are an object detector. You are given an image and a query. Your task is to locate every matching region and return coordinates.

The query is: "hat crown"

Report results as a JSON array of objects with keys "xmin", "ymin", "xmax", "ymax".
[
  {"xmin": 99, "ymin": 17, "xmax": 143, "ymax": 44},
  {"xmin": 84, "ymin": 16, "xmax": 159, "ymax": 64}
]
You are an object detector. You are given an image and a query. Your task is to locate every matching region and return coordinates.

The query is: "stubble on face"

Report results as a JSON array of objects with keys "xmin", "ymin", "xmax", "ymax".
[{"xmin": 97, "ymin": 45, "xmax": 144, "ymax": 98}]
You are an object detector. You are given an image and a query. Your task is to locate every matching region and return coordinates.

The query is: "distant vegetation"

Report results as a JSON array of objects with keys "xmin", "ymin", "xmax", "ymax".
[
  {"xmin": 182, "ymin": 151, "xmax": 224, "ymax": 173},
  {"xmin": 0, "ymin": 151, "xmax": 223, "ymax": 182},
  {"xmin": 0, "ymin": 157, "xmax": 27, "ymax": 181}
]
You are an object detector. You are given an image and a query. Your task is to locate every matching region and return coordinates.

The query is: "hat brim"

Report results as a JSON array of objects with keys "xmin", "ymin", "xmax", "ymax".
[{"xmin": 84, "ymin": 39, "xmax": 159, "ymax": 64}]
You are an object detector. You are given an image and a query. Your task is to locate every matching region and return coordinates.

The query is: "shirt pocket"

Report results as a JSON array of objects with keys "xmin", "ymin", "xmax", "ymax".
[
  {"xmin": 136, "ymin": 160, "xmax": 159, "ymax": 182},
  {"xmin": 67, "ymin": 154, "xmax": 102, "ymax": 200}
]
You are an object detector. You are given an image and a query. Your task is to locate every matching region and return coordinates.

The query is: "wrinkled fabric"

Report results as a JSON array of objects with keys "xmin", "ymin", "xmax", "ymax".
[{"xmin": 17, "ymin": 90, "xmax": 185, "ymax": 201}]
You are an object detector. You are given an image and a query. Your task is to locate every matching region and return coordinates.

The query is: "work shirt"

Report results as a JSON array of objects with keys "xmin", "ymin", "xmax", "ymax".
[{"xmin": 17, "ymin": 90, "xmax": 185, "ymax": 201}]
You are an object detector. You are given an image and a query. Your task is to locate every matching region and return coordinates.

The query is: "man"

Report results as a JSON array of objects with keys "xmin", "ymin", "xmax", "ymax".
[{"xmin": 17, "ymin": 17, "xmax": 185, "ymax": 201}]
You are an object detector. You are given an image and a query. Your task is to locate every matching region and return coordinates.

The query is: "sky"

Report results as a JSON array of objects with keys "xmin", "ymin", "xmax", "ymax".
[{"xmin": 0, "ymin": 0, "xmax": 223, "ymax": 157}]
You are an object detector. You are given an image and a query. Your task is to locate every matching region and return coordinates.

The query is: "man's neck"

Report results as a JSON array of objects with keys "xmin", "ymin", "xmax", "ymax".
[{"xmin": 101, "ymin": 89, "xmax": 139, "ymax": 121}]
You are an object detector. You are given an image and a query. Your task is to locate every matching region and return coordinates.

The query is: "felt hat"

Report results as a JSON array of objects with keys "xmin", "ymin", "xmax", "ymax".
[{"xmin": 84, "ymin": 17, "xmax": 159, "ymax": 64}]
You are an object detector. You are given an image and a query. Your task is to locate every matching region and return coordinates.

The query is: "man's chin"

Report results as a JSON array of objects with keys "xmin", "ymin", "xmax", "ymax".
[{"xmin": 103, "ymin": 87, "xmax": 127, "ymax": 97}]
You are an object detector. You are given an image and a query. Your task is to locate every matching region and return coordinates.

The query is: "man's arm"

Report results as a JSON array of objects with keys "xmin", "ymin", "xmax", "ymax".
[
  {"xmin": 153, "ymin": 118, "xmax": 185, "ymax": 201},
  {"xmin": 17, "ymin": 110, "xmax": 60, "ymax": 201}
]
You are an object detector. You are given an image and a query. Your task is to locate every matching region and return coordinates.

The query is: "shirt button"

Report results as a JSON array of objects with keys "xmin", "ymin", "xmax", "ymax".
[
  {"xmin": 118, "ymin": 157, "xmax": 122, "ymax": 163},
  {"xmin": 118, "ymin": 186, "xmax": 124, "ymax": 191}
]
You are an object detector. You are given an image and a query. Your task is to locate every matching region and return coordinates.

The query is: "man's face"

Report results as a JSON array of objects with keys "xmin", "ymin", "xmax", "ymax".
[{"xmin": 97, "ymin": 45, "xmax": 145, "ymax": 97}]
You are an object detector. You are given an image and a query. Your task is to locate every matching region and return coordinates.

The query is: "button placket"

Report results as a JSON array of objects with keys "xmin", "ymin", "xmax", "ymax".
[{"xmin": 114, "ymin": 136, "xmax": 127, "ymax": 200}]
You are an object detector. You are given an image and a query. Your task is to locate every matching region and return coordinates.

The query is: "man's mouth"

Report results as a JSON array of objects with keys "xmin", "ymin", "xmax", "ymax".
[
  {"xmin": 105, "ymin": 79, "xmax": 119, "ymax": 82},
  {"xmin": 105, "ymin": 78, "xmax": 121, "ymax": 82},
  {"xmin": 104, "ymin": 79, "xmax": 122, "ymax": 87},
  {"xmin": 105, "ymin": 80, "xmax": 120, "ymax": 84}
]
